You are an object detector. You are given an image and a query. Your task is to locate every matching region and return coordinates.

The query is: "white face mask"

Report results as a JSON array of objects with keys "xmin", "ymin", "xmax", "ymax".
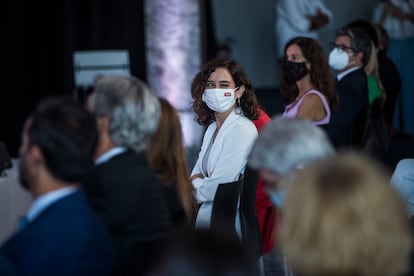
[
  {"xmin": 328, "ymin": 48, "xmax": 350, "ymax": 71},
  {"xmin": 269, "ymin": 190, "xmax": 286, "ymax": 208},
  {"xmin": 202, "ymin": 88, "xmax": 237, "ymax": 113}
]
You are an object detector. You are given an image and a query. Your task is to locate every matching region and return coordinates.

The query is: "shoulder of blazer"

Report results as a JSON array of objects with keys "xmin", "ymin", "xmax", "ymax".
[{"xmin": 340, "ymin": 68, "xmax": 366, "ymax": 82}]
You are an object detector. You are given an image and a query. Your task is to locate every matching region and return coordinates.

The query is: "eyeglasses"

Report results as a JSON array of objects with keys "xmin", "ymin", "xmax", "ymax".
[{"xmin": 329, "ymin": 42, "xmax": 355, "ymax": 52}]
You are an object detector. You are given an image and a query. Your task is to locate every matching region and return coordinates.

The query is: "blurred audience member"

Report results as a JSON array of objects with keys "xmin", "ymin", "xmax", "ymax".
[
  {"xmin": 280, "ymin": 153, "xmax": 413, "ymax": 276},
  {"xmin": 346, "ymin": 19, "xmax": 397, "ymax": 121},
  {"xmin": 280, "ymin": 36, "xmax": 338, "ymax": 125},
  {"xmin": 251, "ymin": 109, "xmax": 277, "ymax": 256},
  {"xmin": 344, "ymin": 19, "xmax": 392, "ymax": 161},
  {"xmin": 248, "ymin": 116, "xmax": 335, "ymax": 275},
  {"xmin": 148, "ymin": 228, "xmax": 258, "ymax": 276},
  {"xmin": 146, "ymin": 97, "xmax": 196, "ymax": 228},
  {"xmin": 391, "ymin": 158, "xmax": 414, "ymax": 217},
  {"xmin": 0, "ymin": 252, "xmax": 16, "ymax": 276},
  {"xmin": 275, "ymin": 0, "xmax": 332, "ymax": 58},
  {"xmin": 373, "ymin": 0, "xmax": 414, "ymax": 135},
  {"xmin": 374, "ymin": 23, "xmax": 402, "ymax": 129},
  {"xmin": 364, "ymin": 41, "xmax": 385, "ymax": 106},
  {"xmin": 325, "ymin": 27, "xmax": 371, "ymax": 149},
  {"xmin": 1, "ymin": 96, "xmax": 114, "ymax": 275},
  {"xmin": 248, "ymin": 116, "xmax": 334, "ymax": 208},
  {"xmin": 84, "ymin": 75, "xmax": 172, "ymax": 275}
]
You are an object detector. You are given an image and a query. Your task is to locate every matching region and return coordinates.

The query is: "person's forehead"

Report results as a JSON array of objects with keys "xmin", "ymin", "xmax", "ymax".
[
  {"xmin": 286, "ymin": 44, "xmax": 303, "ymax": 55},
  {"xmin": 336, "ymin": 35, "xmax": 351, "ymax": 46},
  {"xmin": 208, "ymin": 68, "xmax": 233, "ymax": 81}
]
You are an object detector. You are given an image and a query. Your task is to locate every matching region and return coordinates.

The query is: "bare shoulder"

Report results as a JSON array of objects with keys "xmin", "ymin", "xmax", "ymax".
[
  {"xmin": 301, "ymin": 93, "xmax": 323, "ymax": 107},
  {"xmin": 297, "ymin": 93, "xmax": 325, "ymax": 120}
]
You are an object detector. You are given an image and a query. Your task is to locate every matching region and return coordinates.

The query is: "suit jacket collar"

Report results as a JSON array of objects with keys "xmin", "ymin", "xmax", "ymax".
[
  {"xmin": 337, "ymin": 65, "xmax": 363, "ymax": 81},
  {"xmin": 95, "ymin": 146, "xmax": 127, "ymax": 165},
  {"xmin": 26, "ymin": 187, "xmax": 79, "ymax": 222}
]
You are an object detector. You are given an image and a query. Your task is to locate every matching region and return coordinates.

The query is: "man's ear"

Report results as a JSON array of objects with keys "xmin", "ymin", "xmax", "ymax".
[
  {"xmin": 28, "ymin": 145, "xmax": 44, "ymax": 166},
  {"xmin": 356, "ymin": 51, "xmax": 364, "ymax": 65},
  {"xmin": 96, "ymin": 116, "xmax": 109, "ymax": 134}
]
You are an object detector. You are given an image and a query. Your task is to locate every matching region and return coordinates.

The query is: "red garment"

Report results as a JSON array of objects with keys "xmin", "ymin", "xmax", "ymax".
[
  {"xmin": 252, "ymin": 109, "xmax": 278, "ymax": 254},
  {"xmin": 253, "ymin": 109, "xmax": 271, "ymax": 131}
]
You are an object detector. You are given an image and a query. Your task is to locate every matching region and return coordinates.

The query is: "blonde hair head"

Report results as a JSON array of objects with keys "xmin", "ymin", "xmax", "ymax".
[{"xmin": 280, "ymin": 153, "xmax": 413, "ymax": 276}]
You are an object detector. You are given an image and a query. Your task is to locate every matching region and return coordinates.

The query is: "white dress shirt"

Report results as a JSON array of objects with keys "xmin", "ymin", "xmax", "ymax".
[
  {"xmin": 372, "ymin": 0, "xmax": 414, "ymax": 39},
  {"xmin": 95, "ymin": 147, "xmax": 127, "ymax": 165},
  {"xmin": 336, "ymin": 66, "xmax": 362, "ymax": 82},
  {"xmin": 25, "ymin": 186, "xmax": 79, "ymax": 223},
  {"xmin": 275, "ymin": 0, "xmax": 333, "ymax": 57}
]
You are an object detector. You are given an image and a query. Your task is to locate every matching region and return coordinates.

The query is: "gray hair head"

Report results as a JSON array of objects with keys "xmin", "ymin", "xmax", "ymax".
[
  {"xmin": 335, "ymin": 27, "xmax": 372, "ymax": 67},
  {"xmin": 93, "ymin": 75, "xmax": 160, "ymax": 153},
  {"xmin": 248, "ymin": 116, "xmax": 335, "ymax": 176}
]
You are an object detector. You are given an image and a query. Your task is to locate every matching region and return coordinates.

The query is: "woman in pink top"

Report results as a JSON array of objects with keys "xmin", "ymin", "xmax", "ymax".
[{"xmin": 281, "ymin": 37, "xmax": 338, "ymax": 125}]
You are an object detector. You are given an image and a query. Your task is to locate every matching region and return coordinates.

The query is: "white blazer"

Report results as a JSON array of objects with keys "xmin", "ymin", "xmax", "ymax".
[{"xmin": 191, "ymin": 109, "xmax": 258, "ymax": 228}]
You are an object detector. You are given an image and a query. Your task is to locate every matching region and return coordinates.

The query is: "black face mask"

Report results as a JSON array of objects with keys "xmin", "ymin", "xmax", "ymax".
[{"xmin": 283, "ymin": 60, "xmax": 309, "ymax": 83}]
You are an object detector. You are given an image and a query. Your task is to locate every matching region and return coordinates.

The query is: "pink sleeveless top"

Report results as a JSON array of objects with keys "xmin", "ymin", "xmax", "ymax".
[{"xmin": 282, "ymin": 89, "xmax": 331, "ymax": 125}]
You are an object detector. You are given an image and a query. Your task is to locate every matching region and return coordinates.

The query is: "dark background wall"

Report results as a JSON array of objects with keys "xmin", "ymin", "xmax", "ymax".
[
  {"xmin": 2, "ymin": 0, "xmax": 379, "ymax": 157},
  {"xmin": 3, "ymin": 0, "xmax": 147, "ymax": 157},
  {"xmin": 210, "ymin": 0, "xmax": 378, "ymax": 89}
]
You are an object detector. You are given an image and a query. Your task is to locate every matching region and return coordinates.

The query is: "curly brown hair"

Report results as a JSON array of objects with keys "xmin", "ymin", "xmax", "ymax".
[
  {"xmin": 280, "ymin": 37, "xmax": 338, "ymax": 113},
  {"xmin": 191, "ymin": 58, "xmax": 260, "ymax": 126}
]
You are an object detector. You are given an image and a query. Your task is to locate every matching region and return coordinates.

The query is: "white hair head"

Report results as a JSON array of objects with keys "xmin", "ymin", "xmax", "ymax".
[
  {"xmin": 248, "ymin": 116, "xmax": 335, "ymax": 176},
  {"xmin": 93, "ymin": 75, "xmax": 160, "ymax": 153}
]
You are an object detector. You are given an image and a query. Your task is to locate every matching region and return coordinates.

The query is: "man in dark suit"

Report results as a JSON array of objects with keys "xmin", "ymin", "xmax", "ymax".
[
  {"xmin": 325, "ymin": 27, "xmax": 372, "ymax": 149},
  {"xmin": 84, "ymin": 75, "xmax": 172, "ymax": 274},
  {"xmin": 345, "ymin": 20, "xmax": 402, "ymax": 130},
  {"xmin": 0, "ymin": 97, "xmax": 114, "ymax": 275}
]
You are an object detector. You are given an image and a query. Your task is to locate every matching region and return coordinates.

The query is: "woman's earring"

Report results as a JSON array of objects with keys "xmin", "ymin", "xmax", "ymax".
[{"xmin": 237, "ymin": 98, "xmax": 240, "ymax": 106}]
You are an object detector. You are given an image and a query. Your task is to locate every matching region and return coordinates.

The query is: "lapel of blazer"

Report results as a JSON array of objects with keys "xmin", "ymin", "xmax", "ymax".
[{"xmin": 206, "ymin": 110, "xmax": 240, "ymax": 174}]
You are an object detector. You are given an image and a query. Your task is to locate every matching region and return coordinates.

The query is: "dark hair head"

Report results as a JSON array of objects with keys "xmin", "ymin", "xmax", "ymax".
[
  {"xmin": 346, "ymin": 19, "xmax": 379, "ymax": 48},
  {"xmin": 281, "ymin": 37, "xmax": 338, "ymax": 112},
  {"xmin": 27, "ymin": 96, "xmax": 97, "ymax": 183},
  {"xmin": 374, "ymin": 23, "xmax": 390, "ymax": 52},
  {"xmin": 336, "ymin": 27, "xmax": 372, "ymax": 67},
  {"xmin": 191, "ymin": 58, "xmax": 260, "ymax": 126}
]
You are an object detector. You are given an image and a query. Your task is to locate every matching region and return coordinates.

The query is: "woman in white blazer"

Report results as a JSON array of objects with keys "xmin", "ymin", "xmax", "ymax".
[{"xmin": 190, "ymin": 58, "xmax": 260, "ymax": 231}]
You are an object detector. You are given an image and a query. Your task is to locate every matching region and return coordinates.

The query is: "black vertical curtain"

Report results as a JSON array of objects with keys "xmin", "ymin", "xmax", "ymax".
[
  {"xmin": 3, "ymin": 0, "xmax": 146, "ymax": 157},
  {"xmin": 3, "ymin": 0, "xmax": 217, "ymax": 157},
  {"xmin": 200, "ymin": 0, "xmax": 218, "ymax": 62}
]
